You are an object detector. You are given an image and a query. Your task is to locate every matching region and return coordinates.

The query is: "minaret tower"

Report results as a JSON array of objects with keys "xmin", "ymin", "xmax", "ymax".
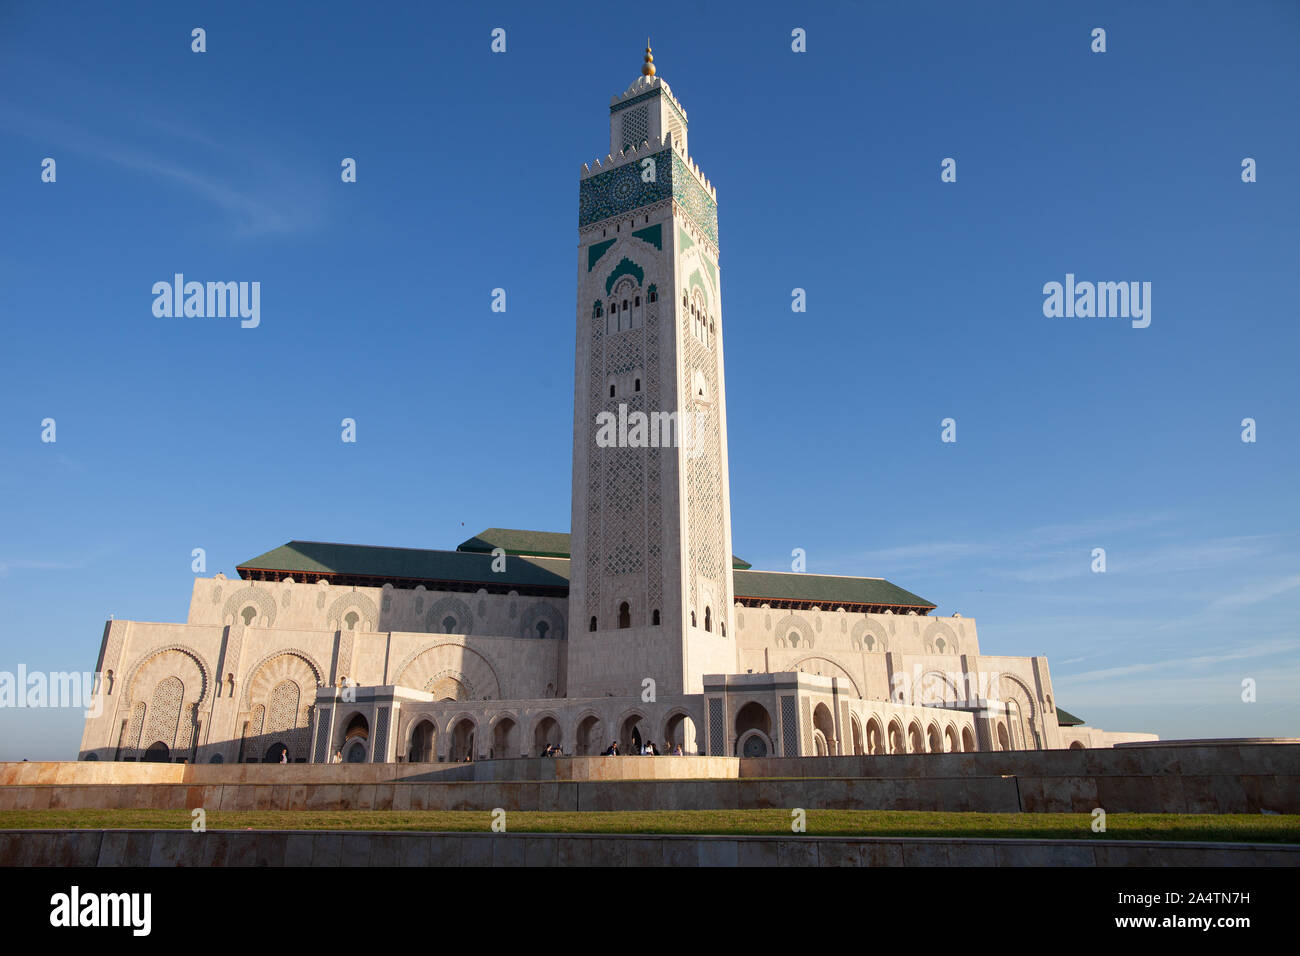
[{"xmin": 568, "ymin": 46, "xmax": 737, "ymax": 698}]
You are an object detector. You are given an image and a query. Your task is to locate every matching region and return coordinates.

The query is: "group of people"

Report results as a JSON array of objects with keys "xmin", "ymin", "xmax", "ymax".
[
  {"xmin": 600, "ymin": 740, "xmax": 683, "ymax": 756},
  {"xmin": 540, "ymin": 744, "xmax": 563, "ymax": 757}
]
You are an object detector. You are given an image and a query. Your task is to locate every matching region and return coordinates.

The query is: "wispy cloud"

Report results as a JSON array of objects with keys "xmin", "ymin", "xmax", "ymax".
[
  {"xmin": 0, "ymin": 101, "xmax": 319, "ymax": 237},
  {"xmin": 1055, "ymin": 637, "xmax": 1300, "ymax": 684},
  {"xmin": 1205, "ymin": 572, "xmax": 1300, "ymax": 612}
]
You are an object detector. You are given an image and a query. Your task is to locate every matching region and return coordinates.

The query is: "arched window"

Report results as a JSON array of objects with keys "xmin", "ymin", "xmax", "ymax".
[
  {"xmin": 721, "ymin": 622, "xmax": 726, "ymax": 637},
  {"xmin": 344, "ymin": 610, "xmax": 359, "ymax": 631},
  {"xmin": 240, "ymin": 606, "xmax": 257, "ymax": 626},
  {"xmin": 652, "ymin": 609, "xmax": 660, "ymax": 625},
  {"xmin": 594, "ymin": 301, "xmax": 603, "ymax": 317},
  {"xmin": 648, "ymin": 289, "xmax": 657, "ymax": 303},
  {"xmin": 609, "ymin": 384, "xmax": 616, "ymax": 398},
  {"xmin": 589, "ymin": 616, "xmax": 597, "ymax": 632},
  {"xmin": 618, "ymin": 602, "xmax": 631, "ymax": 629},
  {"xmin": 622, "ymin": 299, "xmax": 628, "ymax": 311},
  {"xmin": 690, "ymin": 611, "xmax": 697, "ymax": 627},
  {"xmin": 536, "ymin": 620, "xmax": 549, "ymax": 639},
  {"xmin": 634, "ymin": 296, "xmax": 640, "ymax": 307},
  {"xmin": 634, "ymin": 378, "xmax": 641, "ymax": 392},
  {"xmin": 704, "ymin": 607, "xmax": 712, "ymax": 632},
  {"xmin": 442, "ymin": 615, "xmax": 457, "ymax": 632}
]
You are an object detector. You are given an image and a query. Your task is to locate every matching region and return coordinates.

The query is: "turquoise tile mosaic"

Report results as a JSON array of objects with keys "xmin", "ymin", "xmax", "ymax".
[
  {"xmin": 587, "ymin": 239, "xmax": 616, "ymax": 271},
  {"xmin": 605, "ymin": 257, "xmax": 645, "ymax": 294},
  {"xmin": 631, "ymin": 223, "xmax": 662, "ymax": 249},
  {"xmin": 579, "ymin": 149, "xmax": 718, "ymax": 246}
]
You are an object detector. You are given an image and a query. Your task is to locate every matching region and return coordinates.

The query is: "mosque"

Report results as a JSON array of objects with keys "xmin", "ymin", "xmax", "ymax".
[{"xmin": 77, "ymin": 48, "xmax": 1155, "ymax": 764}]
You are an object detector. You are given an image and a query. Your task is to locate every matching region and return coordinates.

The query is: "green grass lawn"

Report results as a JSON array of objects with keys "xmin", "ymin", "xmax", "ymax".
[{"xmin": 0, "ymin": 809, "xmax": 1297, "ymax": 842}]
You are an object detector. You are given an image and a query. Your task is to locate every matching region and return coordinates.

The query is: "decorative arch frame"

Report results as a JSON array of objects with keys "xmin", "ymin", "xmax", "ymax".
[
  {"xmin": 519, "ymin": 601, "xmax": 566, "ymax": 641},
  {"xmin": 864, "ymin": 714, "xmax": 886, "ymax": 755},
  {"xmin": 423, "ymin": 669, "xmax": 475, "ymax": 700},
  {"xmin": 423, "ymin": 596, "xmax": 473, "ymax": 635},
  {"xmin": 122, "ymin": 644, "xmax": 213, "ymax": 708},
  {"xmin": 222, "ymin": 586, "xmax": 277, "ymax": 628},
  {"xmin": 850, "ymin": 617, "xmax": 890, "ymax": 652},
  {"xmin": 944, "ymin": 723, "xmax": 960, "ymax": 753},
  {"xmin": 240, "ymin": 648, "xmax": 325, "ymax": 712},
  {"xmin": 444, "ymin": 711, "xmax": 480, "ymax": 737},
  {"xmin": 391, "ymin": 642, "xmax": 502, "ymax": 700},
  {"xmin": 405, "ymin": 716, "xmax": 438, "ymax": 762},
  {"xmin": 774, "ymin": 614, "xmax": 814, "ymax": 649},
  {"xmin": 616, "ymin": 706, "xmax": 651, "ymax": 738},
  {"xmin": 326, "ymin": 591, "xmax": 379, "ymax": 633},
  {"xmin": 789, "ymin": 654, "xmax": 863, "ymax": 698},
  {"xmin": 907, "ymin": 719, "xmax": 925, "ymax": 754},
  {"xmin": 529, "ymin": 710, "xmax": 564, "ymax": 751},
  {"xmin": 572, "ymin": 708, "xmax": 605, "ymax": 755},
  {"xmin": 735, "ymin": 728, "xmax": 774, "ymax": 758},
  {"xmin": 922, "ymin": 619, "xmax": 960, "ymax": 654},
  {"xmin": 488, "ymin": 710, "xmax": 521, "ymax": 731},
  {"xmin": 848, "ymin": 712, "xmax": 865, "ymax": 755},
  {"xmin": 926, "ymin": 722, "xmax": 943, "ymax": 753},
  {"xmin": 886, "ymin": 718, "xmax": 906, "ymax": 754},
  {"xmin": 997, "ymin": 674, "xmax": 1040, "ymax": 748},
  {"xmin": 659, "ymin": 706, "xmax": 702, "ymax": 747},
  {"xmin": 918, "ymin": 669, "xmax": 964, "ymax": 706}
]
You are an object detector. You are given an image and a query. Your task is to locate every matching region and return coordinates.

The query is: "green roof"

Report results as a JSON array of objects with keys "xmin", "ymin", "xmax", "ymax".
[
  {"xmin": 457, "ymin": 528, "xmax": 576, "ymax": 560},
  {"xmin": 1056, "ymin": 708, "xmax": 1085, "ymax": 727},
  {"xmin": 733, "ymin": 569, "xmax": 934, "ymax": 610},
  {"xmin": 457, "ymin": 527, "xmax": 752, "ymax": 570},
  {"xmin": 237, "ymin": 541, "xmax": 571, "ymax": 590},
  {"xmin": 237, "ymin": 537, "xmax": 933, "ymax": 610}
]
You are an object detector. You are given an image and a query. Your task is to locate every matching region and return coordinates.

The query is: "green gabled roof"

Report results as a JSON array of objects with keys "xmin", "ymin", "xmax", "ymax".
[
  {"xmin": 732, "ymin": 569, "xmax": 935, "ymax": 610},
  {"xmin": 237, "ymin": 540, "xmax": 571, "ymax": 590},
  {"xmin": 457, "ymin": 528, "xmax": 575, "ymax": 560},
  {"xmin": 1056, "ymin": 708, "xmax": 1085, "ymax": 727},
  {"xmin": 237, "ymin": 539, "xmax": 931, "ymax": 610},
  {"xmin": 457, "ymin": 528, "xmax": 752, "ymax": 570}
]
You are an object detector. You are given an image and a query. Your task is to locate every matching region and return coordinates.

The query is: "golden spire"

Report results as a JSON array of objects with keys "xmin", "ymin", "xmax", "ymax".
[{"xmin": 642, "ymin": 39, "xmax": 655, "ymax": 76}]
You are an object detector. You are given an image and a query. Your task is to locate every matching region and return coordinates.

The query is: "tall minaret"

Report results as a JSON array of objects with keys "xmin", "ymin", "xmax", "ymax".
[{"xmin": 568, "ymin": 46, "xmax": 737, "ymax": 699}]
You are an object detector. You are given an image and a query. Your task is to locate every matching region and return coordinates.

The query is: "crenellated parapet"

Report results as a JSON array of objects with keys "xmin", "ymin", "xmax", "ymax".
[{"xmin": 578, "ymin": 137, "xmax": 718, "ymax": 248}]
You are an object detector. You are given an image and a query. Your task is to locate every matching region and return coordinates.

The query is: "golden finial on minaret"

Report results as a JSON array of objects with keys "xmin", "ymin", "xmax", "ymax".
[{"xmin": 642, "ymin": 39, "xmax": 655, "ymax": 76}]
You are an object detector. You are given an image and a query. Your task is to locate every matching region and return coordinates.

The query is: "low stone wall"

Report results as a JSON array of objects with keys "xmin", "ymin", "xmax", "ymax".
[
  {"xmin": 740, "ymin": 743, "xmax": 1300, "ymax": 780},
  {"xmin": 2, "ymin": 768, "xmax": 1295, "ymax": 814},
  {"xmin": 6, "ymin": 743, "xmax": 1295, "ymax": 787},
  {"xmin": 2, "ymin": 744, "xmax": 1295, "ymax": 814},
  {"xmin": 0, "ymin": 756, "xmax": 735, "ymax": 787},
  {"xmin": 1, "ymin": 829, "xmax": 1294, "ymax": 867}
]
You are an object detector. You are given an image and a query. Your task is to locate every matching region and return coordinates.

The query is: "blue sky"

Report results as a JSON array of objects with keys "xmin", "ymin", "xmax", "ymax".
[{"xmin": 1, "ymin": 1, "xmax": 1296, "ymax": 759}]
